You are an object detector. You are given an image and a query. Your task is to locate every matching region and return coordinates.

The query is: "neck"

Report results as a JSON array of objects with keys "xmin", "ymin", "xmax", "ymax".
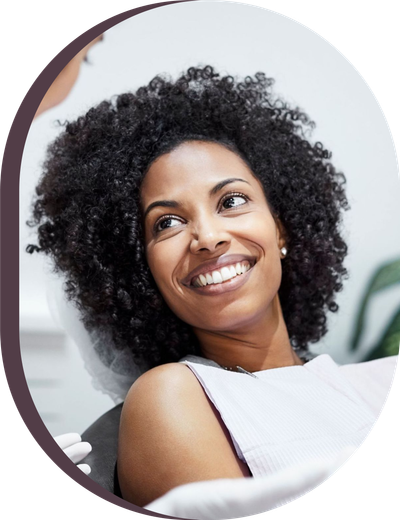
[{"xmin": 192, "ymin": 295, "xmax": 304, "ymax": 372}]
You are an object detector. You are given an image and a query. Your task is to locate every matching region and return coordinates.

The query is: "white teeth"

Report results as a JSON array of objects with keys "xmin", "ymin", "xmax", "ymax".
[
  {"xmin": 212, "ymin": 271, "xmax": 223, "ymax": 284},
  {"xmin": 206, "ymin": 273, "xmax": 214, "ymax": 285},
  {"xmin": 199, "ymin": 274, "xmax": 207, "ymax": 286},
  {"xmin": 220, "ymin": 266, "xmax": 233, "ymax": 281},
  {"xmin": 193, "ymin": 261, "xmax": 253, "ymax": 287}
]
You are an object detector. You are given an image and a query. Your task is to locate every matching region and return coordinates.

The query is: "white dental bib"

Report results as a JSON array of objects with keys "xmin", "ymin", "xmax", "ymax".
[{"xmin": 179, "ymin": 354, "xmax": 396, "ymax": 478}]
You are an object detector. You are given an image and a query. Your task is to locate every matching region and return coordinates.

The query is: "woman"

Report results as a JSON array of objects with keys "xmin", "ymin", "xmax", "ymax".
[{"xmin": 27, "ymin": 66, "xmax": 395, "ymax": 509}]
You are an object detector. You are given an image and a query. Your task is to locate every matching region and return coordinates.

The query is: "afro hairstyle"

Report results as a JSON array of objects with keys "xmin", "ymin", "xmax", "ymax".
[{"xmin": 27, "ymin": 65, "xmax": 350, "ymax": 369}]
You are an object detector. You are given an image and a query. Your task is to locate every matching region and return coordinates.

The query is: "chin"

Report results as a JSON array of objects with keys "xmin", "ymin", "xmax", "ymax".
[{"xmin": 192, "ymin": 300, "xmax": 270, "ymax": 333}]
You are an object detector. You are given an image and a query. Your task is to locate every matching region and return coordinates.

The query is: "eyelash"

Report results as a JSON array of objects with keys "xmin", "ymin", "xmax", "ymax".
[
  {"xmin": 220, "ymin": 192, "xmax": 249, "ymax": 210},
  {"xmin": 153, "ymin": 192, "xmax": 250, "ymax": 234}
]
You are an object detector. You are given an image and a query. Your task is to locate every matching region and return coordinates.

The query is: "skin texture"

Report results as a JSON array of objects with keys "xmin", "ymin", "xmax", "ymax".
[{"xmin": 118, "ymin": 141, "xmax": 304, "ymax": 506}]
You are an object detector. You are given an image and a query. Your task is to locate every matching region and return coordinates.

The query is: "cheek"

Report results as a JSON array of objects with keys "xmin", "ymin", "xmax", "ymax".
[
  {"xmin": 233, "ymin": 213, "xmax": 283, "ymax": 292},
  {"xmin": 146, "ymin": 240, "xmax": 185, "ymax": 301},
  {"xmin": 236, "ymin": 212, "xmax": 278, "ymax": 253}
]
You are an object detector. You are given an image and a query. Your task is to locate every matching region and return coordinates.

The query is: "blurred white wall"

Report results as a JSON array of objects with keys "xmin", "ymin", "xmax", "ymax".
[{"xmin": 19, "ymin": 1, "xmax": 400, "ymax": 434}]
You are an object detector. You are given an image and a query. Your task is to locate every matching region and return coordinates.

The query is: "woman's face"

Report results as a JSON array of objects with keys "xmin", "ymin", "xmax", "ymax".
[{"xmin": 141, "ymin": 141, "xmax": 286, "ymax": 333}]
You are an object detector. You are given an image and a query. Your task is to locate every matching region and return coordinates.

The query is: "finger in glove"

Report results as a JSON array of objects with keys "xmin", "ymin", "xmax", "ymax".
[
  {"xmin": 54, "ymin": 432, "xmax": 82, "ymax": 450},
  {"xmin": 64, "ymin": 442, "xmax": 92, "ymax": 464},
  {"xmin": 77, "ymin": 464, "xmax": 91, "ymax": 475}
]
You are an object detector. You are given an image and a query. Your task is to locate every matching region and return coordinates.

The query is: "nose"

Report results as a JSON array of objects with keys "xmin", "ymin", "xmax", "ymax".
[{"xmin": 189, "ymin": 215, "xmax": 231, "ymax": 255}]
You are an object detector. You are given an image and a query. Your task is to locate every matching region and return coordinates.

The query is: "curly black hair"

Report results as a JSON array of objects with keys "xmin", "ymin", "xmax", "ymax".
[{"xmin": 27, "ymin": 65, "xmax": 349, "ymax": 369}]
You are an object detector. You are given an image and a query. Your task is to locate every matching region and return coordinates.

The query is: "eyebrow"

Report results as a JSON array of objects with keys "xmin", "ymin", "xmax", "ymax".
[{"xmin": 143, "ymin": 178, "xmax": 251, "ymax": 219}]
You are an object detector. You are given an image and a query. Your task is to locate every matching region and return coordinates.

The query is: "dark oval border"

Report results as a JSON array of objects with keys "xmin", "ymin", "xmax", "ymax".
[{"xmin": 4, "ymin": 2, "xmax": 399, "ymax": 518}]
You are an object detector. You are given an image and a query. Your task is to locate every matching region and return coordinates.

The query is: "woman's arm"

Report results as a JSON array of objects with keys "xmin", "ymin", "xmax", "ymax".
[{"xmin": 117, "ymin": 363, "xmax": 249, "ymax": 507}]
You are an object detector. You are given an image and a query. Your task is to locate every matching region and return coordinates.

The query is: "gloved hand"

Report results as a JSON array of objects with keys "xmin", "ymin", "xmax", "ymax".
[
  {"xmin": 54, "ymin": 433, "xmax": 92, "ymax": 475},
  {"xmin": 145, "ymin": 446, "xmax": 356, "ymax": 519}
]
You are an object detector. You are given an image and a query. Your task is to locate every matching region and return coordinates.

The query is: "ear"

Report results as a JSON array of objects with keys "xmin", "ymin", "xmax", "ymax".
[{"xmin": 275, "ymin": 218, "xmax": 287, "ymax": 257}]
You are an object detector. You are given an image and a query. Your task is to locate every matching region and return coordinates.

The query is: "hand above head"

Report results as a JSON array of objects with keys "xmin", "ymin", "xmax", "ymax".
[
  {"xmin": 54, "ymin": 433, "xmax": 92, "ymax": 475},
  {"xmin": 145, "ymin": 446, "xmax": 356, "ymax": 520}
]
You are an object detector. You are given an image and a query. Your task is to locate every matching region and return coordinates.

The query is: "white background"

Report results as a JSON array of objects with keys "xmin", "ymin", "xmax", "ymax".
[{"xmin": 17, "ymin": 0, "xmax": 400, "ymax": 436}]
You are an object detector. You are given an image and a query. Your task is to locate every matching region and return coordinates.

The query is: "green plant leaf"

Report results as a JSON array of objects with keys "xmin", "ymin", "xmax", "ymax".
[
  {"xmin": 350, "ymin": 258, "xmax": 400, "ymax": 352},
  {"xmin": 363, "ymin": 305, "xmax": 400, "ymax": 361}
]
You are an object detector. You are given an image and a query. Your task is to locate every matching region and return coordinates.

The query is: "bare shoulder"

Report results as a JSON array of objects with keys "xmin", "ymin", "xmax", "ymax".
[
  {"xmin": 118, "ymin": 362, "xmax": 248, "ymax": 507},
  {"xmin": 121, "ymin": 363, "xmax": 206, "ymax": 432},
  {"xmin": 125, "ymin": 362, "xmax": 201, "ymax": 407}
]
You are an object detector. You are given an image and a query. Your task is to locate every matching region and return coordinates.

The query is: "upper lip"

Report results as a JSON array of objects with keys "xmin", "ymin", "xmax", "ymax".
[{"xmin": 181, "ymin": 254, "xmax": 257, "ymax": 286}]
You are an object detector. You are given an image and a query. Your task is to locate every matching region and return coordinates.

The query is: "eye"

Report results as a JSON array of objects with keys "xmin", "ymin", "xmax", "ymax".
[
  {"xmin": 220, "ymin": 192, "xmax": 249, "ymax": 210},
  {"xmin": 154, "ymin": 215, "xmax": 184, "ymax": 233}
]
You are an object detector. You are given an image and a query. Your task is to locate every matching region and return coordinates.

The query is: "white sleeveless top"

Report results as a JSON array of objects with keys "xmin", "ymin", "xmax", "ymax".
[{"xmin": 179, "ymin": 354, "xmax": 397, "ymax": 478}]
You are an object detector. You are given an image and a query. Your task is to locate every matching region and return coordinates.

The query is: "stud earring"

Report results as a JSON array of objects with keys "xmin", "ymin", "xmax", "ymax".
[{"xmin": 280, "ymin": 247, "xmax": 287, "ymax": 257}]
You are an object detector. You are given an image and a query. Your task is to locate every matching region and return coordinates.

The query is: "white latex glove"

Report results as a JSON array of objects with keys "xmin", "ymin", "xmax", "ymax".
[
  {"xmin": 145, "ymin": 446, "xmax": 356, "ymax": 519},
  {"xmin": 54, "ymin": 433, "xmax": 92, "ymax": 475}
]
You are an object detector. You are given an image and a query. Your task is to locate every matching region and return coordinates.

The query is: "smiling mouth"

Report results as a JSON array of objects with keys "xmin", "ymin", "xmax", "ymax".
[{"xmin": 191, "ymin": 259, "xmax": 256, "ymax": 288}]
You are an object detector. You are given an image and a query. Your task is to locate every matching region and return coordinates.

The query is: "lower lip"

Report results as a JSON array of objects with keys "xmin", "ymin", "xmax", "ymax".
[{"xmin": 186, "ymin": 264, "xmax": 255, "ymax": 296}]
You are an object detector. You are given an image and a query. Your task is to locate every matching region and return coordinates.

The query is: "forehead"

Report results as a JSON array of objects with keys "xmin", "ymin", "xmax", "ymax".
[{"xmin": 141, "ymin": 141, "xmax": 256, "ymax": 202}]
